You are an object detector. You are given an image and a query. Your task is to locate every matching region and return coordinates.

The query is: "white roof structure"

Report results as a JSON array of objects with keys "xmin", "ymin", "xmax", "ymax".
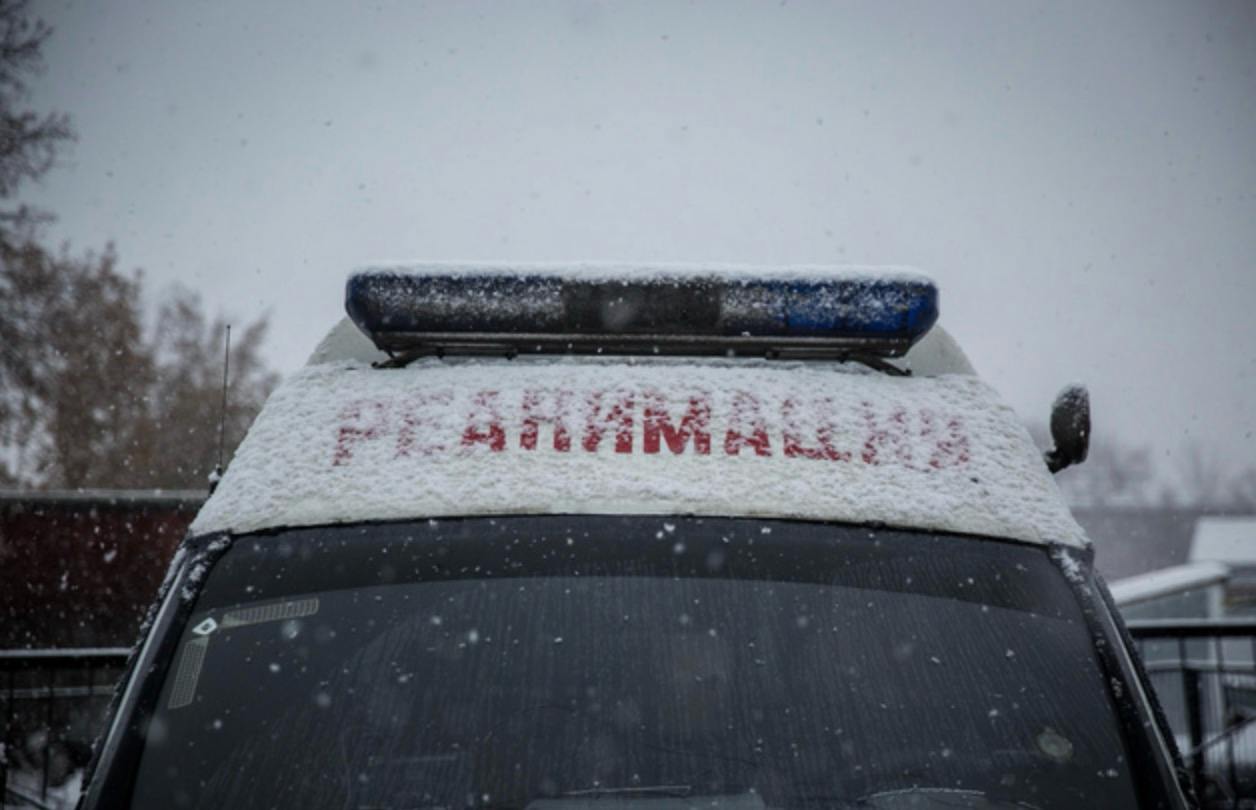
[
  {"xmin": 1190, "ymin": 516, "xmax": 1256, "ymax": 566},
  {"xmin": 1108, "ymin": 561, "xmax": 1230, "ymax": 607}
]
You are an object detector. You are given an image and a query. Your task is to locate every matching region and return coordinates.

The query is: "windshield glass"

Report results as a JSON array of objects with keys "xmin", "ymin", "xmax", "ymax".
[{"xmin": 131, "ymin": 517, "xmax": 1139, "ymax": 810}]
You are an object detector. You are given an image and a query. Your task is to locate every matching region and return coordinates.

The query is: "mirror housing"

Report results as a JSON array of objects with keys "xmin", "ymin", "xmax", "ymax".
[{"xmin": 1044, "ymin": 384, "xmax": 1090, "ymax": 474}]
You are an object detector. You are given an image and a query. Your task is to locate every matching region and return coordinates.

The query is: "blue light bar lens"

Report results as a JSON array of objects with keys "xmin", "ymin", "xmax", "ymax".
[
  {"xmin": 720, "ymin": 278, "xmax": 938, "ymax": 338},
  {"xmin": 346, "ymin": 271, "xmax": 938, "ymax": 355}
]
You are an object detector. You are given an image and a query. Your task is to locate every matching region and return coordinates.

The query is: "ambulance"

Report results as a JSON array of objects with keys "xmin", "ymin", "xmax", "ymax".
[{"xmin": 81, "ymin": 265, "xmax": 1192, "ymax": 809}]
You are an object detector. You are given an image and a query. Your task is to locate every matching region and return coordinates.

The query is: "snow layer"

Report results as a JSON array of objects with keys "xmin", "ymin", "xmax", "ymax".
[
  {"xmin": 354, "ymin": 261, "xmax": 933, "ymax": 284},
  {"xmin": 306, "ymin": 316, "xmax": 388, "ymax": 366},
  {"xmin": 1108, "ymin": 561, "xmax": 1229, "ymax": 606},
  {"xmin": 191, "ymin": 355, "xmax": 1086, "ymax": 548}
]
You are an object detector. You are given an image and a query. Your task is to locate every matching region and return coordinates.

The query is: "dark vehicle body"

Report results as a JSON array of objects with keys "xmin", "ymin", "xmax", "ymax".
[{"xmin": 79, "ymin": 267, "xmax": 1195, "ymax": 808}]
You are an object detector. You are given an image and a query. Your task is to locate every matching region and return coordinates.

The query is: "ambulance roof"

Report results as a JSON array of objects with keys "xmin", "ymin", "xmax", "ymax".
[{"xmin": 191, "ymin": 335, "xmax": 1084, "ymax": 548}]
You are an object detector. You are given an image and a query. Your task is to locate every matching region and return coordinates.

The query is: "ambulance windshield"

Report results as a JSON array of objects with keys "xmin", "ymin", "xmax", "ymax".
[{"xmin": 130, "ymin": 516, "xmax": 1141, "ymax": 810}]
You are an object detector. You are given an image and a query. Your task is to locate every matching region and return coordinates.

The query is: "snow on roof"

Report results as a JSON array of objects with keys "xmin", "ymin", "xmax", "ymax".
[
  {"xmin": 191, "ymin": 352, "xmax": 1085, "ymax": 548},
  {"xmin": 898, "ymin": 326, "xmax": 975, "ymax": 377},
  {"xmin": 1108, "ymin": 561, "xmax": 1230, "ymax": 607},
  {"xmin": 306, "ymin": 317, "xmax": 387, "ymax": 366},
  {"xmin": 354, "ymin": 261, "xmax": 934, "ymax": 284},
  {"xmin": 1190, "ymin": 516, "xmax": 1256, "ymax": 565}
]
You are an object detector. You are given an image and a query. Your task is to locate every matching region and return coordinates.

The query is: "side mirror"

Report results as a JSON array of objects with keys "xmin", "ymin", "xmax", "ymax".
[{"xmin": 1044, "ymin": 384, "xmax": 1090, "ymax": 474}]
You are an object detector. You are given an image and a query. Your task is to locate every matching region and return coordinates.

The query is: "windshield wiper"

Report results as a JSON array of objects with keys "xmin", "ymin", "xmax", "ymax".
[
  {"xmin": 792, "ymin": 787, "xmax": 1043, "ymax": 810},
  {"xmin": 560, "ymin": 786, "xmax": 694, "ymax": 799}
]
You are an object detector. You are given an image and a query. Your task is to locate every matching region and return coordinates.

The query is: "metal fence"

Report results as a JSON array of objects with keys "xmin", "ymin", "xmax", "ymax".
[
  {"xmin": 1, "ymin": 648, "xmax": 128, "ymax": 809},
  {"xmin": 1128, "ymin": 619, "xmax": 1256, "ymax": 809}
]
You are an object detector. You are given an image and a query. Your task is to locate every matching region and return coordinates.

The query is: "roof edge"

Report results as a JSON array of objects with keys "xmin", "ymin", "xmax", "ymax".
[{"xmin": 0, "ymin": 488, "xmax": 206, "ymax": 508}]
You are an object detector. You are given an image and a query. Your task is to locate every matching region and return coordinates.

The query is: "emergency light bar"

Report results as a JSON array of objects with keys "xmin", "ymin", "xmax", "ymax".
[{"xmin": 345, "ymin": 267, "xmax": 938, "ymax": 363}]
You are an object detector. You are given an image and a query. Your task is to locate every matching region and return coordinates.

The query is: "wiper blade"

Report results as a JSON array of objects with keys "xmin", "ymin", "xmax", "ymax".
[
  {"xmin": 792, "ymin": 788, "xmax": 1042, "ymax": 810},
  {"xmin": 561, "ymin": 786, "xmax": 693, "ymax": 799}
]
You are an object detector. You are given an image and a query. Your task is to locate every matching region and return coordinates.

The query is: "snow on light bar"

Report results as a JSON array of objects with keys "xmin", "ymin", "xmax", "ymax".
[{"xmin": 345, "ymin": 266, "xmax": 938, "ymax": 360}]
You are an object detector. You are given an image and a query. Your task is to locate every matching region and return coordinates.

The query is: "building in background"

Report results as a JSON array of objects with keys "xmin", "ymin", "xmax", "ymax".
[
  {"xmin": 1108, "ymin": 515, "xmax": 1256, "ymax": 620},
  {"xmin": 1, "ymin": 490, "xmax": 202, "ymax": 809},
  {"xmin": 1, "ymin": 490, "xmax": 203, "ymax": 650}
]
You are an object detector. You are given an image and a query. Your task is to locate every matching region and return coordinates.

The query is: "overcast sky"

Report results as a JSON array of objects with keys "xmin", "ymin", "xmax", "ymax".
[{"xmin": 28, "ymin": 0, "xmax": 1256, "ymax": 483}]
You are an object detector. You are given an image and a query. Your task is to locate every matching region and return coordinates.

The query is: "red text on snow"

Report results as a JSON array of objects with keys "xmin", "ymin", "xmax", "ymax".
[{"xmin": 331, "ymin": 388, "xmax": 970, "ymax": 471}]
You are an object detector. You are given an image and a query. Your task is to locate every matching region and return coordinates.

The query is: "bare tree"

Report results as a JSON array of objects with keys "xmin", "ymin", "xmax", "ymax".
[
  {"xmin": 126, "ymin": 287, "xmax": 279, "ymax": 489},
  {"xmin": 0, "ymin": 0, "xmax": 76, "ymax": 484},
  {"xmin": 1228, "ymin": 467, "xmax": 1256, "ymax": 510},
  {"xmin": 1174, "ymin": 440, "xmax": 1232, "ymax": 510},
  {"xmin": 1028, "ymin": 419, "xmax": 1256, "ymax": 511},
  {"xmin": 1027, "ymin": 422, "xmax": 1155, "ymax": 507},
  {"xmin": 19, "ymin": 245, "xmax": 154, "ymax": 487},
  {"xmin": 1059, "ymin": 440, "xmax": 1155, "ymax": 507},
  {"xmin": 0, "ymin": 2, "xmax": 277, "ymax": 490},
  {"xmin": 0, "ymin": 0, "xmax": 73, "ymax": 247}
]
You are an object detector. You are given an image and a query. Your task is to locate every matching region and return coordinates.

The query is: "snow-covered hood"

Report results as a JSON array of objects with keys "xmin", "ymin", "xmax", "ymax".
[{"xmin": 191, "ymin": 355, "xmax": 1087, "ymax": 548}]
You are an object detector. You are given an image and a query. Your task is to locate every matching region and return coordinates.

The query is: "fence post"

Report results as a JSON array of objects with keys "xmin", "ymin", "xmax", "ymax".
[
  {"xmin": 2, "ymin": 665, "xmax": 12, "ymax": 806},
  {"xmin": 1185, "ymin": 665, "xmax": 1206, "ymax": 798},
  {"xmin": 42, "ymin": 663, "xmax": 53, "ymax": 801}
]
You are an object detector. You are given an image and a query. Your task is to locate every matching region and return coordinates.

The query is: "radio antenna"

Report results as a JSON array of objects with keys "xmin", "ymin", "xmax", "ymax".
[{"xmin": 209, "ymin": 324, "xmax": 231, "ymax": 494}]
